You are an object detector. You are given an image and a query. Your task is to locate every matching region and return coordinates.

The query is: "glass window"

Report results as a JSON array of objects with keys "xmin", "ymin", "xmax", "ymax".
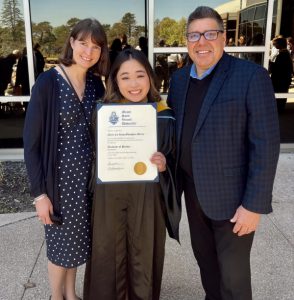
[
  {"xmin": 153, "ymin": 0, "xmax": 271, "ymax": 93},
  {"xmin": 0, "ymin": 0, "xmax": 147, "ymax": 148},
  {"xmin": 240, "ymin": 9, "xmax": 248, "ymax": 24},
  {"xmin": 227, "ymin": 52, "xmax": 264, "ymax": 66},
  {"xmin": 0, "ymin": 0, "xmax": 29, "ymax": 148},
  {"xmin": 254, "ymin": 4, "xmax": 266, "ymax": 21},
  {"xmin": 238, "ymin": 24, "xmax": 246, "ymax": 45},
  {"xmin": 239, "ymin": 19, "xmax": 266, "ymax": 46},
  {"xmin": 246, "ymin": 7, "xmax": 255, "ymax": 22},
  {"xmin": 0, "ymin": 101, "xmax": 26, "ymax": 148},
  {"xmin": 154, "ymin": 0, "xmax": 270, "ymax": 47},
  {"xmin": 154, "ymin": 52, "xmax": 187, "ymax": 93},
  {"xmin": 0, "ymin": 0, "xmax": 28, "ymax": 97},
  {"xmin": 270, "ymin": 0, "xmax": 294, "ymax": 142},
  {"xmin": 273, "ymin": 0, "xmax": 278, "ymax": 15},
  {"xmin": 271, "ymin": 17, "xmax": 277, "ymax": 40},
  {"xmin": 30, "ymin": 0, "xmax": 146, "ymax": 69},
  {"xmin": 154, "ymin": 53, "xmax": 169, "ymax": 93},
  {"xmin": 247, "ymin": 24, "xmax": 254, "ymax": 43},
  {"xmin": 226, "ymin": 20, "xmax": 237, "ymax": 46},
  {"xmin": 1, "ymin": 0, "xmax": 294, "ymax": 147},
  {"xmin": 270, "ymin": 0, "xmax": 294, "ymax": 95}
]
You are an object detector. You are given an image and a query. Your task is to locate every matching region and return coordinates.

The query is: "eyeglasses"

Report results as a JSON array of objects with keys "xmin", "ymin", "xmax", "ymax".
[{"xmin": 186, "ymin": 30, "xmax": 224, "ymax": 42}]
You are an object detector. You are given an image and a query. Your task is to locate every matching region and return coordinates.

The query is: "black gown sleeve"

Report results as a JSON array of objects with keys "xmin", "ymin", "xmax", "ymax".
[
  {"xmin": 88, "ymin": 74, "xmax": 105, "ymax": 194},
  {"xmin": 157, "ymin": 108, "xmax": 181, "ymax": 242}
]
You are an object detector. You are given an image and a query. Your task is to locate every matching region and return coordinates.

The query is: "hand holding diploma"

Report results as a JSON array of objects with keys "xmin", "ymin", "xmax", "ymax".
[{"xmin": 150, "ymin": 152, "xmax": 166, "ymax": 172}]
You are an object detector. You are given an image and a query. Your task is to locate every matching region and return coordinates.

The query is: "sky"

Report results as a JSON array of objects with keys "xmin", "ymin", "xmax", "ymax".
[
  {"xmin": 0, "ymin": 0, "xmax": 230, "ymax": 27},
  {"xmin": 29, "ymin": 0, "xmax": 146, "ymax": 26},
  {"xmin": 155, "ymin": 0, "xmax": 227, "ymax": 20}
]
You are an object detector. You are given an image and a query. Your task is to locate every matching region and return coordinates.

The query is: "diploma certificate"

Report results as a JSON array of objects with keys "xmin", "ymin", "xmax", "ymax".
[{"xmin": 96, "ymin": 103, "xmax": 158, "ymax": 183}]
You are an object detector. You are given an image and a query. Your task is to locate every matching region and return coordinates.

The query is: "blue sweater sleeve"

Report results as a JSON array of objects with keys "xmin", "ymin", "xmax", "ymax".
[{"xmin": 23, "ymin": 73, "xmax": 51, "ymax": 197}]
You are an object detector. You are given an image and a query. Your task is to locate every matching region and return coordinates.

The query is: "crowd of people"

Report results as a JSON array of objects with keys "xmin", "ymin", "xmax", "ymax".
[
  {"xmin": 22, "ymin": 6, "xmax": 281, "ymax": 300},
  {"xmin": 0, "ymin": 44, "xmax": 46, "ymax": 97},
  {"xmin": 225, "ymin": 32, "xmax": 294, "ymax": 112},
  {"xmin": 1, "ymin": 31, "xmax": 187, "ymax": 102}
]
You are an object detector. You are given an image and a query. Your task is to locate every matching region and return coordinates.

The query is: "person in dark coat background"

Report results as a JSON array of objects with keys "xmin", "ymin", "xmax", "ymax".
[
  {"xmin": 0, "ymin": 50, "xmax": 20, "ymax": 95},
  {"xmin": 33, "ymin": 43, "xmax": 45, "ymax": 79},
  {"xmin": 138, "ymin": 36, "xmax": 148, "ymax": 57},
  {"xmin": 270, "ymin": 37, "xmax": 293, "ymax": 112},
  {"xmin": 109, "ymin": 38, "xmax": 122, "ymax": 66},
  {"xmin": 15, "ymin": 47, "xmax": 30, "ymax": 95}
]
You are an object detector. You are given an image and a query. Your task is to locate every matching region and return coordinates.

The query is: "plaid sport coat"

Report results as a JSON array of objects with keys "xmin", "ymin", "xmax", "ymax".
[{"xmin": 167, "ymin": 52, "xmax": 280, "ymax": 220}]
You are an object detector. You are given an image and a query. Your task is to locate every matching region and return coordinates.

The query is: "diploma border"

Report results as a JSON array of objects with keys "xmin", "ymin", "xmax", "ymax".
[{"xmin": 96, "ymin": 103, "xmax": 159, "ymax": 184}]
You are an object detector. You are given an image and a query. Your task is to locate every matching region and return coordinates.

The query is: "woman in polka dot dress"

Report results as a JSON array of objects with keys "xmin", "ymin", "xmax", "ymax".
[{"xmin": 23, "ymin": 19, "xmax": 109, "ymax": 300}]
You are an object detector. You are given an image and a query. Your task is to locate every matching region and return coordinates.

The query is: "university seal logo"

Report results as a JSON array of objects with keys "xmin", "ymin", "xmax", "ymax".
[{"xmin": 109, "ymin": 111, "xmax": 119, "ymax": 125}]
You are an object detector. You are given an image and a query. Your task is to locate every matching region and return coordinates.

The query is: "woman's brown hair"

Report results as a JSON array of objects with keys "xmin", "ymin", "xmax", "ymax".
[
  {"xmin": 104, "ymin": 48, "xmax": 160, "ymax": 103},
  {"xmin": 59, "ymin": 18, "xmax": 109, "ymax": 76}
]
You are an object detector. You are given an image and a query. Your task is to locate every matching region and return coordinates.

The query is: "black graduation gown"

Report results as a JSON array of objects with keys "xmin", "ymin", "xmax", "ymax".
[{"xmin": 84, "ymin": 100, "xmax": 180, "ymax": 300}]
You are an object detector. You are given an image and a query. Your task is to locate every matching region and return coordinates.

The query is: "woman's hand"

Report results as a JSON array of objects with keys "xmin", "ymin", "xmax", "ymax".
[
  {"xmin": 150, "ymin": 152, "xmax": 166, "ymax": 172},
  {"xmin": 35, "ymin": 196, "xmax": 54, "ymax": 225}
]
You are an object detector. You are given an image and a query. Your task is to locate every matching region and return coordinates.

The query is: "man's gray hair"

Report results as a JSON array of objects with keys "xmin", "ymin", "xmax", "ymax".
[{"xmin": 187, "ymin": 6, "xmax": 224, "ymax": 32}]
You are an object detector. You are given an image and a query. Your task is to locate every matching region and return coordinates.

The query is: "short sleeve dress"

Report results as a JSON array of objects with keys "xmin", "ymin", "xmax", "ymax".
[{"xmin": 44, "ymin": 70, "xmax": 96, "ymax": 268}]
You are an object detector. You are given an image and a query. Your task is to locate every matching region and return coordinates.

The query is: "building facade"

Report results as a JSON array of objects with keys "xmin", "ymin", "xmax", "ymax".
[{"xmin": 0, "ymin": 0, "xmax": 293, "ymax": 155}]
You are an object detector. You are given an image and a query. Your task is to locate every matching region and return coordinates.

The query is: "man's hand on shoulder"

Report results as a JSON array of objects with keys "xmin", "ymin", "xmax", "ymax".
[{"xmin": 230, "ymin": 205, "xmax": 261, "ymax": 236}]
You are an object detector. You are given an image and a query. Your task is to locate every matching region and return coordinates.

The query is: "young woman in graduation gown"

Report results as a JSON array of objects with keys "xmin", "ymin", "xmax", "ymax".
[{"xmin": 84, "ymin": 49, "xmax": 181, "ymax": 300}]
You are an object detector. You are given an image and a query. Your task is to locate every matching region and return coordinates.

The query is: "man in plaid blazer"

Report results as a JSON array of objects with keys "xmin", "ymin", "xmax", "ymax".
[{"xmin": 167, "ymin": 6, "xmax": 280, "ymax": 300}]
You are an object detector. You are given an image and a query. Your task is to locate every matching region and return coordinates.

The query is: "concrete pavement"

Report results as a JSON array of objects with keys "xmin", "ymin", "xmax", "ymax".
[{"xmin": 0, "ymin": 153, "xmax": 294, "ymax": 300}]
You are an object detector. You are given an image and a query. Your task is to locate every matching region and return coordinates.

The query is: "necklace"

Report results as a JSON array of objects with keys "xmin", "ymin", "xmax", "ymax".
[
  {"xmin": 71, "ymin": 80, "xmax": 85, "ymax": 99},
  {"xmin": 59, "ymin": 65, "xmax": 85, "ymax": 100}
]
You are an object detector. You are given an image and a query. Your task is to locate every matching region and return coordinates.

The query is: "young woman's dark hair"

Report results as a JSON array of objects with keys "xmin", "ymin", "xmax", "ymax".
[
  {"xmin": 104, "ymin": 48, "xmax": 160, "ymax": 103},
  {"xmin": 59, "ymin": 18, "xmax": 109, "ymax": 76}
]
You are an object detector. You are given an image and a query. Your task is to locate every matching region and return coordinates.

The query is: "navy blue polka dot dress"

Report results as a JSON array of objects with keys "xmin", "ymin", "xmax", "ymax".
[{"xmin": 45, "ymin": 69, "xmax": 96, "ymax": 268}]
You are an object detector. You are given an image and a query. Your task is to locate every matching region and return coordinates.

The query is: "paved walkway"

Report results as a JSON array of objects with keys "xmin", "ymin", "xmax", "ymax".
[{"xmin": 0, "ymin": 154, "xmax": 294, "ymax": 300}]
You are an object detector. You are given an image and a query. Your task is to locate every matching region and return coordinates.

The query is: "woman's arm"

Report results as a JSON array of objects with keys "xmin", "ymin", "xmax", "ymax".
[{"xmin": 23, "ymin": 74, "xmax": 54, "ymax": 224}]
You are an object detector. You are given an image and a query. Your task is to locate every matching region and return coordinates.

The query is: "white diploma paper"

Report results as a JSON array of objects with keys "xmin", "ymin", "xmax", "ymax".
[{"xmin": 96, "ymin": 103, "xmax": 158, "ymax": 183}]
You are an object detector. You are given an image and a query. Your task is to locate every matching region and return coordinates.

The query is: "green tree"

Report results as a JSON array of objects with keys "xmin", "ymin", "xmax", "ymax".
[
  {"xmin": 108, "ymin": 22, "xmax": 126, "ymax": 44},
  {"xmin": 52, "ymin": 25, "xmax": 69, "ymax": 56},
  {"xmin": 0, "ymin": 26, "xmax": 6, "ymax": 56},
  {"xmin": 155, "ymin": 17, "xmax": 187, "ymax": 47},
  {"xmin": 0, "ymin": 0, "xmax": 24, "ymax": 55},
  {"xmin": 175, "ymin": 17, "xmax": 187, "ymax": 46},
  {"xmin": 66, "ymin": 17, "xmax": 80, "ymax": 32},
  {"xmin": 154, "ymin": 19, "xmax": 161, "ymax": 46},
  {"xmin": 121, "ymin": 12, "xmax": 136, "ymax": 38},
  {"xmin": 32, "ymin": 21, "xmax": 53, "ymax": 43},
  {"xmin": 50, "ymin": 18, "xmax": 79, "ymax": 57},
  {"xmin": 31, "ymin": 21, "xmax": 57, "ymax": 58},
  {"xmin": 1, "ymin": 0, "xmax": 23, "ymax": 42},
  {"xmin": 102, "ymin": 24, "xmax": 111, "ymax": 35},
  {"xmin": 158, "ymin": 17, "xmax": 178, "ymax": 46},
  {"xmin": 131, "ymin": 25, "xmax": 146, "ymax": 48}
]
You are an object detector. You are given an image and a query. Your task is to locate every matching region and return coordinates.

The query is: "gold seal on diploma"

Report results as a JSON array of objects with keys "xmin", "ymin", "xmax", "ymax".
[{"xmin": 134, "ymin": 162, "xmax": 147, "ymax": 175}]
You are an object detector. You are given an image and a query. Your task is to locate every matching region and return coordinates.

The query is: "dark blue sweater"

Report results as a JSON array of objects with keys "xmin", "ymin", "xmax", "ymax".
[{"xmin": 23, "ymin": 68, "xmax": 104, "ymax": 214}]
